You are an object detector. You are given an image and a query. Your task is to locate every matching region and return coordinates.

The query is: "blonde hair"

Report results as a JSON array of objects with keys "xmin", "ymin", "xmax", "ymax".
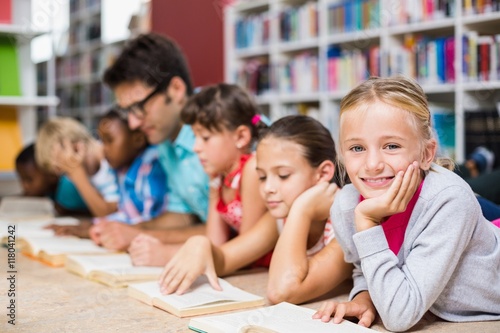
[
  {"xmin": 339, "ymin": 76, "xmax": 454, "ymax": 170},
  {"xmin": 36, "ymin": 117, "xmax": 93, "ymax": 172}
]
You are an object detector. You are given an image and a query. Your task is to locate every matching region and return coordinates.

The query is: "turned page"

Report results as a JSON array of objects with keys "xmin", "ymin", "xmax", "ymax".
[
  {"xmin": 66, "ymin": 253, "xmax": 133, "ymax": 275},
  {"xmin": 130, "ymin": 276, "xmax": 262, "ymax": 310},
  {"xmin": 189, "ymin": 302, "xmax": 378, "ymax": 333}
]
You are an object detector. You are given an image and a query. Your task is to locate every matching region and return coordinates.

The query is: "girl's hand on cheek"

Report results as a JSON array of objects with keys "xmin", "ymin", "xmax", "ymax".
[
  {"xmin": 355, "ymin": 161, "xmax": 420, "ymax": 232},
  {"xmin": 290, "ymin": 182, "xmax": 339, "ymax": 221}
]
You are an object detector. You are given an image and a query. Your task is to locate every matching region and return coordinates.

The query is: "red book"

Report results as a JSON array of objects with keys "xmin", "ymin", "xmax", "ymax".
[
  {"xmin": 444, "ymin": 37, "xmax": 455, "ymax": 83},
  {"xmin": 477, "ymin": 36, "xmax": 492, "ymax": 81},
  {"xmin": 0, "ymin": 0, "xmax": 12, "ymax": 24}
]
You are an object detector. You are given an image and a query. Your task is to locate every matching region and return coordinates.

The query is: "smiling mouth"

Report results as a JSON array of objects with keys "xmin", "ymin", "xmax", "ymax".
[
  {"xmin": 362, "ymin": 177, "xmax": 394, "ymax": 183},
  {"xmin": 266, "ymin": 201, "xmax": 281, "ymax": 208}
]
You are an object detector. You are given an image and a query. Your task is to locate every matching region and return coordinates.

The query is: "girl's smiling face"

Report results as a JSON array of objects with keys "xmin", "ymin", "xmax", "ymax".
[{"xmin": 340, "ymin": 101, "xmax": 435, "ymax": 199}]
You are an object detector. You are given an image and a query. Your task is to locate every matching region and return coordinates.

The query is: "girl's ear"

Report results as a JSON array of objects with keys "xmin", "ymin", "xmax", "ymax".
[
  {"xmin": 233, "ymin": 125, "xmax": 252, "ymax": 150},
  {"xmin": 420, "ymin": 138, "xmax": 437, "ymax": 170},
  {"xmin": 316, "ymin": 160, "xmax": 336, "ymax": 183}
]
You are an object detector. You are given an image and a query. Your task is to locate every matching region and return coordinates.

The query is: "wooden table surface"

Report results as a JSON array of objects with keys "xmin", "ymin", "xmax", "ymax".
[{"xmin": 1, "ymin": 248, "xmax": 499, "ymax": 333}]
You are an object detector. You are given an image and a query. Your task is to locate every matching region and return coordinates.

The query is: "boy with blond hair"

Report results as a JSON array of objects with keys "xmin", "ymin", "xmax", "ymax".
[{"xmin": 36, "ymin": 117, "xmax": 119, "ymax": 218}]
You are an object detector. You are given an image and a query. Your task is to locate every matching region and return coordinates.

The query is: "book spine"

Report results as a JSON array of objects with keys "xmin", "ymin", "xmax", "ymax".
[{"xmin": 0, "ymin": 0, "xmax": 12, "ymax": 24}]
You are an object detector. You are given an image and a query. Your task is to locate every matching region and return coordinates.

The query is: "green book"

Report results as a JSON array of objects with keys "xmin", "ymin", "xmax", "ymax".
[{"xmin": 0, "ymin": 36, "xmax": 21, "ymax": 96}]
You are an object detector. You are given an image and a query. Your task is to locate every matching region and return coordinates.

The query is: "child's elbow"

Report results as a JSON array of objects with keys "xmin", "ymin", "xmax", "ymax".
[
  {"xmin": 267, "ymin": 287, "xmax": 293, "ymax": 304},
  {"xmin": 383, "ymin": 321, "xmax": 415, "ymax": 332},
  {"xmin": 267, "ymin": 279, "xmax": 305, "ymax": 304},
  {"xmin": 381, "ymin": 311, "xmax": 421, "ymax": 332}
]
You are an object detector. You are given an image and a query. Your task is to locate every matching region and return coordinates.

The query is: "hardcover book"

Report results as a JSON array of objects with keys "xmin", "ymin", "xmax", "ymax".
[{"xmin": 128, "ymin": 276, "xmax": 265, "ymax": 318}]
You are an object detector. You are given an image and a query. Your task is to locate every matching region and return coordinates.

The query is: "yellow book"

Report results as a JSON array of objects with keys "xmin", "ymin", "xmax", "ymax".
[
  {"xmin": 188, "ymin": 302, "xmax": 378, "ymax": 333},
  {"xmin": 65, "ymin": 254, "xmax": 163, "ymax": 288},
  {"xmin": 128, "ymin": 276, "xmax": 265, "ymax": 318},
  {"xmin": 0, "ymin": 107, "xmax": 22, "ymax": 171}
]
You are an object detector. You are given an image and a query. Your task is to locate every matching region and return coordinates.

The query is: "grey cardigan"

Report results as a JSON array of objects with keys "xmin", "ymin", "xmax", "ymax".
[{"xmin": 331, "ymin": 164, "xmax": 500, "ymax": 332}]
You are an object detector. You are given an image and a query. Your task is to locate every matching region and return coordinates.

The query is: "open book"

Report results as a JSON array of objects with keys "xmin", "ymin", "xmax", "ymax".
[
  {"xmin": 65, "ymin": 254, "xmax": 163, "ymax": 288},
  {"xmin": 188, "ymin": 302, "xmax": 378, "ymax": 333},
  {"xmin": 0, "ymin": 216, "xmax": 80, "ymax": 250},
  {"xmin": 0, "ymin": 196, "xmax": 55, "ymax": 221},
  {"xmin": 22, "ymin": 235, "xmax": 113, "ymax": 267},
  {"xmin": 128, "ymin": 276, "xmax": 265, "ymax": 318}
]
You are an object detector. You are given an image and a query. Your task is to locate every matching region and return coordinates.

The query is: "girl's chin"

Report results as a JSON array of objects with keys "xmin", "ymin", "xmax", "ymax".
[{"xmin": 360, "ymin": 188, "xmax": 386, "ymax": 199}]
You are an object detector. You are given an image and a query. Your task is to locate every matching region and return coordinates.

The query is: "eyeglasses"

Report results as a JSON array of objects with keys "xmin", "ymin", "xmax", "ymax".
[{"xmin": 115, "ymin": 76, "xmax": 172, "ymax": 119}]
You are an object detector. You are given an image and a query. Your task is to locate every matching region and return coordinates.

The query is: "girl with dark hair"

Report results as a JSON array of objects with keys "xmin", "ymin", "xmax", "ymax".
[{"xmin": 157, "ymin": 114, "xmax": 352, "ymax": 305}]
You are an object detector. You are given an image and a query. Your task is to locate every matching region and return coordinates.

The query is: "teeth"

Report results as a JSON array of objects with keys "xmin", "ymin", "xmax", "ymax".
[{"xmin": 365, "ymin": 178, "xmax": 387, "ymax": 183}]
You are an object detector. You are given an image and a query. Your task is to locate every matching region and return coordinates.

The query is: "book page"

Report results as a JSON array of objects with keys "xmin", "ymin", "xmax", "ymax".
[
  {"xmin": 23, "ymin": 236, "xmax": 111, "ymax": 256},
  {"xmin": 130, "ymin": 276, "xmax": 262, "ymax": 311},
  {"xmin": 0, "ymin": 217, "xmax": 79, "ymax": 239},
  {"xmin": 189, "ymin": 302, "xmax": 378, "ymax": 333},
  {"xmin": 100, "ymin": 266, "xmax": 163, "ymax": 277},
  {"xmin": 66, "ymin": 254, "xmax": 133, "ymax": 275}
]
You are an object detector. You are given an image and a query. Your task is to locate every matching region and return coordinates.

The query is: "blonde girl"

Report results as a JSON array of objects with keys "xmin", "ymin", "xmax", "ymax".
[{"xmin": 314, "ymin": 76, "xmax": 500, "ymax": 331}]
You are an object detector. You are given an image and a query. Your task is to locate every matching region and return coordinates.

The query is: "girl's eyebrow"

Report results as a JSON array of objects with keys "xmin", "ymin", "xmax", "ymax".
[{"xmin": 344, "ymin": 135, "xmax": 408, "ymax": 142}]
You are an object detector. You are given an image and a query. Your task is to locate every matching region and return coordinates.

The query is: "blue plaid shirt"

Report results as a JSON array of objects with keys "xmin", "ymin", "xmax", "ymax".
[{"xmin": 104, "ymin": 145, "xmax": 168, "ymax": 224}]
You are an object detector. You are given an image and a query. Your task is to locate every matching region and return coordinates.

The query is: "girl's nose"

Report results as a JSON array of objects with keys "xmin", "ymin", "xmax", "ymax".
[{"xmin": 365, "ymin": 150, "xmax": 384, "ymax": 173}]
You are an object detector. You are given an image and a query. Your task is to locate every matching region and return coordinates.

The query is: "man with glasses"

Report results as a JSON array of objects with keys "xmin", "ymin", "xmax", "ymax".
[{"xmin": 93, "ymin": 33, "xmax": 209, "ymax": 253}]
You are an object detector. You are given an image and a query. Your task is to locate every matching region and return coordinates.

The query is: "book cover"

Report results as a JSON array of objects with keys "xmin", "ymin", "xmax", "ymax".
[
  {"xmin": 0, "ymin": 36, "xmax": 21, "ymax": 96},
  {"xmin": 65, "ymin": 254, "xmax": 163, "ymax": 288},
  {"xmin": 188, "ymin": 302, "xmax": 378, "ymax": 333},
  {"xmin": 0, "ymin": 0, "xmax": 11, "ymax": 24},
  {"xmin": 128, "ymin": 276, "xmax": 265, "ymax": 318},
  {"xmin": 0, "ymin": 107, "xmax": 23, "ymax": 171}
]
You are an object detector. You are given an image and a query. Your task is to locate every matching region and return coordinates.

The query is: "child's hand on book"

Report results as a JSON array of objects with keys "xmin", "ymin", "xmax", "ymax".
[
  {"xmin": 158, "ymin": 235, "xmax": 221, "ymax": 295},
  {"xmin": 354, "ymin": 161, "xmax": 421, "ymax": 232},
  {"xmin": 312, "ymin": 291, "xmax": 376, "ymax": 328}
]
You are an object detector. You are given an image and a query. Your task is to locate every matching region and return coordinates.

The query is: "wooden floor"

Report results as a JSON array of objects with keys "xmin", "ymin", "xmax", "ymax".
[{"xmin": 1, "ymin": 248, "xmax": 499, "ymax": 332}]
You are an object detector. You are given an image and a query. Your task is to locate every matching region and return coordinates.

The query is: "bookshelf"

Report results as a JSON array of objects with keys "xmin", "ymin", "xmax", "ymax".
[
  {"xmin": 225, "ymin": 0, "xmax": 500, "ymax": 163},
  {"xmin": 0, "ymin": 0, "xmax": 59, "ymax": 195},
  {"xmin": 54, "ymin": 0, "xmax": 150, "ymax": 132}
]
